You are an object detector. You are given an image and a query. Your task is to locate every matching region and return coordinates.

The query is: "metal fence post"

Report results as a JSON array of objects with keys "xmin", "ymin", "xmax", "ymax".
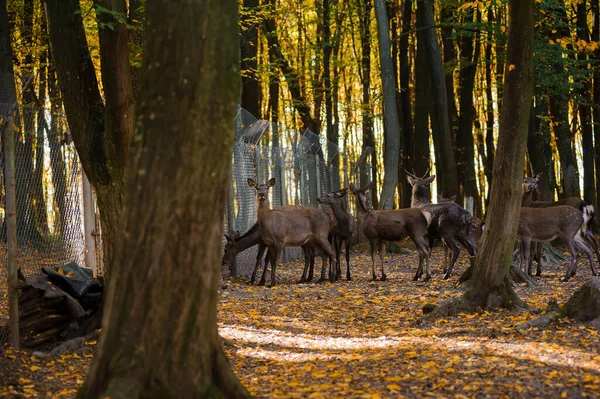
[
  {"xmin": 3, "ymin": 115, "xmax": 20, "ymax": 349},
  {"xmin": 82, "ymin": 170, "xmax": 98, "ymax": 276}
]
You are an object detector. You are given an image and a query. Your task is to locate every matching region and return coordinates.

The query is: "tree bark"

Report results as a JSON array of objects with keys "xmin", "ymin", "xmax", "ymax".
[
  {"xmin": 484, "ymin": 6, "xmax": 495, "ymax": 206},
  {"xmin": 240, "ymin": 0, "xmax": 261, "ymax": 118},
  {"xmin": 527, "ymin": 89, "xmax": 555, "ymax": 201},
  {"xmin": 398, "ymin": 0, "xmax": 413, "ymax": 209},
  {"xmin": 374, "ymin": 0, "xmax": 401, "ymax": 209},
  {"xmin": 416, "ymin": 0, "xmax": 458, "ymax": 198},
  {"xmin": 593, "ymin": 0, "xmax": 600, "ymax": 210},
  {"xmin": 80, "ymin": 0, "xmax": 248, "ymax": 397},
  {"xmin": 128, "ymin": 0, "xmax": 144, "ymax": 107},
  {"xmin": 45, "ymin": 0, "xmax": 133, "ymax": 275},
  {"xmin": 425, "ymin": 0, "xmax": 534, "ymax": 321},
  {"xmin": 550, "ymin": 95, "xmax": 581, "ymax": 197},
  {"xmin": 414, "ymin": 17, "xmax": 431, "ymax": 177}
]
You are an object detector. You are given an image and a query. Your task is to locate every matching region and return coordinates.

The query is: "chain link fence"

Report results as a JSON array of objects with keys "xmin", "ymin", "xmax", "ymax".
[{"xmin": 224, "ymin": 108, "xmax": 372, "ymax": 277}]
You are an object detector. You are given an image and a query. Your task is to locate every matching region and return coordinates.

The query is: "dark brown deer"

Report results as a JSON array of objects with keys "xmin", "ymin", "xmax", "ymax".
[
  {"xmin": 248, "ymin": 178, "xmax": 337, "ymax": 286},
  {"xmin": 518, "ymin": 205, "xmax": 597, "ymax": 281},
  {"xmin": 406, "ymin": 172, "xmax": 479, "ymax": 279},
  {"xmin": 522, "ymin": 174, "xmax": 600, "ymax": 270},
  {"xmin": 222, "ymin": 224, "xmax": 327, "ymax": 285},
  {"xmin": 350, "ymin": 183, "xmax": 433, "ymax": 281},
  {"xmin": 317, "ymin": 188, "xmax": 354, "ymax": 281}
]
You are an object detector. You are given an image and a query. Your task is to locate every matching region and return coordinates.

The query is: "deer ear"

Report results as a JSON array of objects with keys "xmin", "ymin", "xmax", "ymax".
[
  {"xmin": 233, "ymin": 230, "xmax": 240, "ymax": 239},
  {"xmin": 535, "ymin": 172, "xmax": 543, "ymax": 181},
  {"xmin": 449, "ymin": 195, "xmax": 456, "ymax": 202},
  {"xmin": 425, "ymin": 175, "xmax": 436, "ymax": 183},
  {"xmin": 349, "ymin": 183, "xmax": 356, "ymax": 192},
  {"xmin": 267, "ymin": 177, "xmax": 276, "ymax": 187},
  {"xmin": 338, "ymin": 188, "xmax": 348, "ymax": 196},
  {"xmin": 247, "ymin": 178, "xmax": 257, "ymax": 188},
  {"xmin": 224, "ymin": 233, "xmax": 232, "ymax": 242},
  {"xmin": 407, "ymin": 176, "xmax": 416, "ymax": 186},
  {"xmin": 364, "ymin": 182, "xmax": 373, "ymax": 191}
]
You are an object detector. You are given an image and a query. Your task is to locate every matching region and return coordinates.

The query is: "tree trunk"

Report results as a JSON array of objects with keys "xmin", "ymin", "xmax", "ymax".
[
  {"xmin": 128, "ymin": 0, "xmax": 144, "ymax": 106},
  {"xmin": 576, "ymin": 1, "xmax": 595, "ymax": 207},
  {"xmin": 240, "ymin": 0, "xmax": 261, "ymax": 118},
  {"xmin": 465, "ymin": 0, "xmax": 534, "ymax": 307},
  {"xmin": 414, "ymin": 18, "xmax": 431, "ymax": 177},
  {"xmin": 416, "ymin": 0, "xmax": 458, "ymax": 198},
  {"xmin": 550, "ymin": 96, "xmax": 581, "ymax": 197},
  {"xmin": 33, "ymin": 48, "xmax": 49, "ymax": 236},
  {"xmin": 80, "ymin": 0, "xmax": 249, "ymax": 397},
  {"xmin": 358, "ymin": 0, "xmax": 378, "ymax": 208},
  {"xmin": 527, "ymin": 89, "xmax": 555, "ymax": 201},
  {"xmin": 457, "ymin": 8, "xmax": 482, "ymax": 216},
  {"xmin": 374, "ymin": 0, "xmax": 401, "ymax": 209},
  {"xmin": 593, "ymin": 0, "xmax": 600, "ymax": 208},
  {"xmin": 441, "ymin": 3, "xmax": 458, "ymax": 146},
  {"xmin": 46, "ymin": 0, "xmax": 132, "ymax": 275},
  {"xmin": 399, "ymin": 0, "xmax": 413, "ymax": 209},
  {"xmin": 425, "ymin": 0, "xmax": 534, "ymax": 321},
  {"xmin": 484, "ymin": 6, "xmax": 495, "ymax": 206}
]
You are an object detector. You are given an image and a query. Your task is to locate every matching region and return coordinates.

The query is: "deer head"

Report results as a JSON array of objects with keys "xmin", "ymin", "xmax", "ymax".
[
  {"xmin": 317, "ymin": 188, "xmax": 348, "ymax": 205},
  {"xmin": 222, "ymin": 230, "xmax": 241, "ymax": 265},
  {"xmin": 522, "ymin": 173, "xmax": 542, "ymax": 194},
  {"xmin": 350, "ymin": 183, "xmax": 372, "ymax": 213},
  {"xmin": 438, "ymin": 194, "xmax": 456, "ymax": 203},
  {"xmin": 248, "ymin": 178, "xmax": 276, "ymax": 203}
]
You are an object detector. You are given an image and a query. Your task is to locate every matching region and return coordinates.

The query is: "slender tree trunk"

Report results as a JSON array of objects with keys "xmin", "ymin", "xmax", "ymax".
[
  {"xmin": 45, "ymin": 0, "xmax": 132, "ymax": 276},
  {"xmin": 330, "ymin": 0, "xmax": 344, "ymax": 191},
  {"xmin": 577, "ymin": 0, "xmax": 595, "ymax": 207},
  {"xmin": 484, "ymin": 8, "xmax": 495, "ymax": 205},
  {"xmin": 416, "ymin": 0, "xmax": 458, "ymax": 198},
  {"xmin": 441, "ymin": 3, "xmax": 458, "ymax": 145},
  {"xmin": 374, "ymin": 0, "xmax": 401, "ymax": 209},
  {"xmin": 268, "ymin": 22, "xmax": 281, "ymax": 203},
  {"xmin": 527, "ymin": 88, "xmax": 555, "ymax": 201},
  {"xmin": 80, "ymin": 0, "xmax": 248, "ymax": 397},
  {"xmin": 33, "ymin": 48, "xmax": 49, "ymax": 235},
  {"xmin": 399, "ymin": 0, "xmax": 414, "ymax": 208},
  {"xmin": 240, "ymin": 0, "xmax": 261, "ymax": 118},
  {"xmin": 414, "ymin": 19, "xmax": 431, "ymax": 177},
  {"xmin": 465, "ymin": 0, "xmax": 534, "ymax": 307},
  {"xmin": 358, "ymin": 0, "xmax": 378, "ymax": 208},
  {"xmin": 457, "ymin": 8, "xmax": 482, "ymax": 215},
  {"xmin": 128, "ymin": 0, "xmax": 144, "ymax": 106},
  {"xmin": 550, "ymin": 96, "xmax": 581, "ymax": 197},
  {"xmin": 593, "ymin": 0, "xmax": 600, "ymax": 203}
]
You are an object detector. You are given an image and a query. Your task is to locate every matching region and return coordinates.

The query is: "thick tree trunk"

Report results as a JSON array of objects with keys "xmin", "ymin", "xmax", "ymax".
[
  {"xmin": 441, "ymin": 3, "xmax": 459, "ymax": 146},
  {"xmin": 374, "ymin": 0, "xmax": 401, "ymax": 209},
  {"xmin": 425, "ymin": 0, "xmax": 534, "ymax": 321},
  {"xmin": 240, "ymin": 0, "xmax": 261, "ymax": 118},
  {"xmin": 594, "ymin": 0, "xmax": 600, "ymax": 206},
  {"xmin": 457, "ymin": 9, "xmax": 482, "ymax": 216},
  {"xmin": 46, "ymin": 0, "xmax": 132, "ymax": 275},
  {"xmin": 128, "ymin": 0, "xmax": 144, "ymax": 106},
  {"xmin": 484, "ymin": 7, "xmax": 495, "ymax": 206},
  {"xmin": 550, "ymin": 96, "xmax": 581, "ymax": 197},
  {"xmin": 80, "ymin": 0, "xmax": 248, "ymax": 397},
  {"xmin": 358, "ymin": 0, "xmax": 378, "ymax": 208},
  {"xmin": 416, "ymin": 0, "xmax": 458, "ymax": 198}
]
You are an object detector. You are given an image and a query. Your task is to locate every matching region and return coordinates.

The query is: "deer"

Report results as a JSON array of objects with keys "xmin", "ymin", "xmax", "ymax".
[
  {"xmin": 222, "ymin": 223, "xmax": 323, "ymax": 285},
  {"xmin": 406, "ymin": 171, "xmax": 480, "ymax": 279},
  {"xmin": 517, "ymin": 205, "xmax": 598, "ymax": 281},
  {"xmin": 317, "ymin": 188, "xmax": 354, "ymax": 281},
  {"xmin": 247, "ymin": 178, "xmax": 337, "ymax": 287},
  {"xmin": 522, "ymin": 173, "xmax": 600, "ymax": 272},
  {"xmin": 350, "ymin": 183, "xmax": 433, "ymax": 281}
]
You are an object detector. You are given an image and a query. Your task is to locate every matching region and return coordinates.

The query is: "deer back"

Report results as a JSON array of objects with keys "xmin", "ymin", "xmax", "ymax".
[
  {"xmin": 518, "ymin": 206, "xmax": 584, "ymax": 241},
  {"xmin": 531, "ymin": 197, "xmax": 586, "ymax": 211},
  {"xmin": 259, "ymin": 205, "xmax": 333, "ymax": 247},
  {"xmin": 362, "ymin": 208, "xmax": 429, "ymax": 241}
]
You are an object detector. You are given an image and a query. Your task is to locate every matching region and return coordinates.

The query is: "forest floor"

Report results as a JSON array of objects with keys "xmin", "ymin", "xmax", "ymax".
[{"xmin": 1, "ymin": 241, "xmax": 600, "ymax": 398}]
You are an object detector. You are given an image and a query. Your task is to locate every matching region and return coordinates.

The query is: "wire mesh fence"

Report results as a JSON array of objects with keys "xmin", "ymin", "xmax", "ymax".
[{"xmin": 224, "ymin": 108, "xmax": 372, "ymax": 278}]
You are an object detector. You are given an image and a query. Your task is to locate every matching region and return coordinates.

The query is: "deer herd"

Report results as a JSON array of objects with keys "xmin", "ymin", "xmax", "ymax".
[{"xmin": 221, "ymin": 171, "xmax": 599, "ymax": 287}]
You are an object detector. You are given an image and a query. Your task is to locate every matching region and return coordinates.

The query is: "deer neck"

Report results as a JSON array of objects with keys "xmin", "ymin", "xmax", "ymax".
[
  {"xmin": 256, "ymin": 198, "xmax": 271, "ymax": 227},
  {"xmin": 411, "ymin": 186, "xmax": 431, "ymax": 208},
  {"xmin": 354, "ymin": 196, "xmax": 370, "ymax": 222},
  {"xmin": 521, "ymin": 190, "xmax": 532, "ymax": 207},
  {"xmin": 330, "ymin": 201, "xmax": 349, "ymax": 221},
  {"xmin": 236, "ymin": 223, "xmax": 264, "ymax": 251}
]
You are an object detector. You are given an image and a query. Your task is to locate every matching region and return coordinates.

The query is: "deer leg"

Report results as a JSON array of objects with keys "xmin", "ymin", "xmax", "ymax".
[
  {"xmin": 562, "ymin": 240, "xmax": 578, "ymax": 282},
  {"xmin": 251, "ymin": 244, "xmax": 267, "ymax": 284},
  {"xmin": 269, "ymin": 244, "xmax": 283, "ymax": 288},
  {"xmin": 370, "ymin": 239, "xmax": 378, "ymax": 281},
  {"xmin": 313, "ymin": 236, "xmax": 337, "ymax": 283},
  {"xmin": 258, "ymin": 248, "xmax": 271, "ymax": 286},
  {"xmin": 584, "ymin": 230, "xmax": 600, "ymax": 267},
  {"xmin": 442, "ymin": 240, "xmax": 449, "ymax": 274},
  {"xmin": 442, "ymin": 238, "xmax": 460, "ymax": 280},
  {"xmin": 534, "ymin": 242, "xmax": 543, "ymax": 276},
  {"xmin": 414, "ymin": 250, "xmax": 423, "ymax": 281},
  {"xmin": 418, "ymin": 238, "xmax": 432, "ymax": 282},
  {"xmin": 379, "ymin": 240, "xmax": 387, "ymax": 281},
  {"xmin": 522, "ymin": 239, "xmax": 533, "ymax": 276},
  {"xmin": 334, "ymin": 236, "xmax": 342, "ymax": 281},
  {"xmin": 299, "ymin": 245, "xmax": 310, "ymax": 283},
  {"xmin": 345, "ymin": 239, "xmax": 352, "ymax": 281},
  {"xmin": 575, "ymin": 235, "xmax": 598, "ymax": 276}
]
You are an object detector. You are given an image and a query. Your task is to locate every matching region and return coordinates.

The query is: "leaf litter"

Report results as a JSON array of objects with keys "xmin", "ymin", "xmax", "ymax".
[{"xmin": 1, "ymin": 242, "xmax": 599, "ymax": 398}]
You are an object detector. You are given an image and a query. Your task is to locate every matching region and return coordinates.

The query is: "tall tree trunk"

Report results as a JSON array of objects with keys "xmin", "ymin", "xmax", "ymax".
[
  {"xmin": 466, "ymin": 0, "xmax": 534, "ymax": 308},
  {"xmin": 416, "ymin": 0, "xmax": 458, "ymax": 198},
  {"xmin": 441, "ymin": 3, "xmax": 458, "ymax": 145},
  {"xmin": 527, "ymin": 88, "xmax": 555, "ymax": 201},
  {"xmin": 330, "ymin": 0, "xmax": 344, "ymax": 191},
  {"xmin": 240, "ymin": 0, "xmax": 261, "ymax": 118},
  {"xmin": 593, "ymin": 0, "xmax": 600, "ymax": 204},
  {"xmin": 484, "ymin": 7, "xmax": 495, "ymax": 205},
  {"xmin": 457, "ymin": 8, "xmax": 482, "ymax": 216},
  {"xmin": 374, "ymin": 0, "xmax": 401, "ymax": 209},
  {"xmin": 33, "ymin": 48, "xmax": 49, "ymax": 236},
  {"xmin": 414, "ymin": 18, "xmax": 431, "ymax": 177},
  {"xmin": 45, "ymin": 0, "xmax": 133, "ymax": 276},
  {"xmin": 81, "ymin": 0, "xmax": 248, "ymax": 397},
  {"xmin": 268, "ymin": 24, "xmax": 281, "ymax": 203},
  {"xmin": 323, "ymin": 0, "xmax": 340, "ymax": 190},
  {"xmin": 576, "ymin": 0, "xmax": 595, "ymax": 207},
  {"xmin": 128, "ymin": 0, "xmax": 144, "ymax": 106},
  {"xmin": 398, "ymin": 0, "xmax": 414, "ymax": 208},
  {"xmin": 358, "ymin": 0, "xmax": 378, "ymax": 208},
  {"xmin": 549, "ymin": 96, "xmax": 581, "ymax": 197}
]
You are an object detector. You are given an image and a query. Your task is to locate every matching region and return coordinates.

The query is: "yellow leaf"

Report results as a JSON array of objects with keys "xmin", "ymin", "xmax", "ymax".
[
  {"xmin": 386, "ymin": 376, "xmax": 402, "ymax": 382},
  {"xmin": 58, "ymin": 268, "xmax": 65, "ymax": 275},
  {"xmin": 66, "ymin": 271, "xmax": 75, "ymax": 277},
  {"xmin": 387, "ymin": 384, "xmax": 401, "ymax": 391},
  {"xmin": 509, "ymin": 64, "xmax": 516, "ymax": 71}
]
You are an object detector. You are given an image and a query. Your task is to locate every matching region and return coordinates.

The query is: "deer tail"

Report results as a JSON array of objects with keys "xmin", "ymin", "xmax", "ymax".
[
  {"xmin": 421, "ymin": 210, "xmax": 432, "ymax": 227},
  {"xmin": 579, "ymin": 205, "xmax": 594, "ymax": 237}
]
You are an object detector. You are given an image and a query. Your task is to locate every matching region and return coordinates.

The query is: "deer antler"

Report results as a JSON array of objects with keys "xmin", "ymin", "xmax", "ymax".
[{"xmin": 404, "ymin": 169, "xmax": 417, "ymax": 179}]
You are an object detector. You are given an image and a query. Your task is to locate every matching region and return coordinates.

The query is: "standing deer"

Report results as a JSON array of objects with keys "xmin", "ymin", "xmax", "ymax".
[
  {"xmin": 350, "ymin": 183, "xmax": 433, "ymax": 281},
  {"xmin": 406, "ymin": 172, "xmax": 479, "ymax": 279},
  {"xmin": 317, "ymin": 188, "xmax": 354, "ymax": 281},
  {"xmin": 522, "ymin": 173, "xmax": 600, "ymax": 270},
  {"xmin": 222, "ymin": 223, "xmax": 322, "ymax": 285},
  {"xmin": 517, "ymin": 205, "xmax": 597, "ymax": 281},
  {"xmin": 247, "ymin": 178, "xmax": 337, "ymax": 286}
]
